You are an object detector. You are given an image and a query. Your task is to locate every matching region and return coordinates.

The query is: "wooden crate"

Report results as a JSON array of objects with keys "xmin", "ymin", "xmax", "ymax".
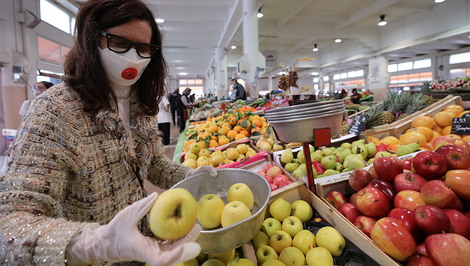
[
  {"xmin": 268, "ymin": 182, "xmax": 401, "ymax": 266},
  {"xmin": 362, "ymin": 124, "xmax": 394, "ymax": 139}
]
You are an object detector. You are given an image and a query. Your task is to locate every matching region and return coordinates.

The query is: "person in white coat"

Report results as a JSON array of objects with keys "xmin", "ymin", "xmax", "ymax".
[{"xmin": 158, "ymin": 96, "xmax": 171, "ymax": 145}]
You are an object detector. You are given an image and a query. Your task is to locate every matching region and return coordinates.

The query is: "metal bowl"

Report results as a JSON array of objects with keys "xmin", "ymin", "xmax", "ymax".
[
  {"xmin": 265, "ymin": 103, "xmax": 345, "ymax": 118},
  {"xmin": 265, "ymin": 100, "xmax": 344, "ymax": 114},
  {"xmin": 170, "ymin": 169, "xmax": 271, "ymax": 254},
  {"xmin": 267, "ymin": 109, "xmax": 345, "ymax": 122},
  {"xmin": 267, "ymin": 107, "xmax": 345, "ymax": 121},
  {"xmin": 269, "ymin": 111, "xmax": 344, "ymax": 143}
]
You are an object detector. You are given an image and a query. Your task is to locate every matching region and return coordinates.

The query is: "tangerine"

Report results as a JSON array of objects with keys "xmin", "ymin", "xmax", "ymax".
[
  {"xmin": 444, "ymin": 105, "xmax": 464, "ymax": 116},
  {"xmin": 367, "ymin": 136, "xmax": 380, "ymax": 144},
  {"xmin": 240, "ymin": 130, "xmax": 250, "ymax": 137},
  {"xmin": 219, "ymin": 126, "xmax": 230, "ymax": 136},
  {"xmin": 380, "ymin": 136, "xmax": 400, "ymax": 146},
  {"xmin": 412, "ymin": 116, "xmax": 435, "ymax": 129},
  {"xmin": 227, "ymin": 130, "xmax": 237, "ymax": 139},
  {"xmin": 218, "ymin": 137, "xmax": 230, "ymax": 146},
  {"xmin": 400, "ymin": 132, "xmax": 427, "ymax": 147},
  {"xmin": 234, "ymin": 125, "xmax": 243, "ymax": 133},
  {"xmin": 409, "ymin": 127, "xmax": 434, "ymax": 142},
  {"xmin": 210, "ymin": 124, "xmax": 219, "ymax": 134},
  {"xmin": 252, "ymin": 119, "xmax": 262, "ymax": 128},
  {"xmin": 388, "ymin": 143, "xmax": 402, "ymax": 152},
  {"xmin": 229, "ymin": 116, "xmax": 238, "ymax": 126},
  {"xmin": 209, "ymin": 139, "xmax": 219, "ymax": 148},
  {"xmin": 433, "ymin": 111, "xmax": 457, "ymax": 127}
]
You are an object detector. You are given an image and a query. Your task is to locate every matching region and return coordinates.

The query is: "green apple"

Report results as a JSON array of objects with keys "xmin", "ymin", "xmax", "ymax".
[
  {"xmin": 221, "ymin": 201, "xmax": 251, "ymax": 227},
  {"xmin": 291, "ymin": 200, "xmax": 313, "ymax": 222},
  {"xmin": 269, "ymin": 230, "xmax": 293, "ymax": 253},
  {"xmin": 292, "ymin": 230, "xmax": 316, "ymax": 255},
  {"xmin": 340, "ymin": 142, "xmax": 351, "ymax": 149},
  {"xmin": 323, "ymin": 169, "xmax": 340, "ymax": 176},
  {"xmin": 281, "ymin": 216, "xmax": 303, "ymax": 238},
  {"xmin": 252, "ymin": 230, "xmax": 269, "ymax": 251},
  {"xmin": 375, "ymin": 151, "xmax": 392, "ymax": 157},
  {"xmin": 190, "ymin": 143, "xmax": 201, "ymax": 154},
  {"xmin": 284, "ymin": 163, "xmax": 298, "ymax": 173},
  {"xmin": 343, "ymin": 154, "xmax": 362, "ymax": 169},
  {"xmin": 316, "ymin": 226, "xmax": 346, "ymax": 257},
  {"xmin": 196, "ymin": 253, "xmax": 208, "ymax": 265},
  {"xmin": 261, "ymin": 260, "xmax": 286, "ymax": 266},
  {"xmin": 261, "ymin": 218, "xmax": 282, "ymax": 237},
  {"xmin": 185, "ymin": 152, "xmax": 198, "ymax": 161},
  {"xmin": 365, "ymin": 143, "xmax": 377, "ymax": 157},
  {"xmin": 208, "ymin": 249, "xmax": 235, "ymax": 265},
  {"xmin": 227, "ymin": 183, "xmax": 254, "ymax": 210},
  {"xmin": 338, "ymin": 149, "xmax": 352, "ymax": 163},
  {"xmin": 227, "ymin": 258, "xmax": 254, "ymax": 266},
  {"xmin": 197, "ymin": 194, "xmax": 225, "ymax": 229},
  {"xmin": 305, "ymin": 247, "xmax": 333, "ymax": 266},
  {"xmin": 269, "ymin": 198, "xmax": 292, "ymax": 222},
  {"xmin": 149, "ymin": 188, "xmax": 197, "ymax": 240},
  {"xmin": 256, "ymin": 245, "xmax": 278, "ymax": 265},
  {"xmin": 322, "ymin": 148, "xmax": 334, "ymax": 157},
  {"xmin": 278, "ymin": 247, "xmax": 306, "ymax": 266},
  {"xmin": 174, "ymin": 258, "xmax": 199, "ymax": 266},
  {"xmin": 320, "ymin": 155, "xmax": 337, "ymax": 170},
  {"xmin": 202, "ymin": 259, "xmax": 225, "ymax": 266}
]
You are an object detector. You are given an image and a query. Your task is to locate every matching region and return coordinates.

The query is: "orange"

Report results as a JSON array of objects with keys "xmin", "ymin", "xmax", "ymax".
[
  {"xmin": 444, "ymin": 105, "xmax": 464, "ymax": 116},
  {"xmin": 227, "ymin": 130, "xmax": 237, "ymax": 139},
  {"xmin": 219, "ymin": 126, "xmax": 230, "ymax": 136},
  {"xmin": 229, "ymin": 116, "xmax": 238, "ymax": 126},
  {"xmin": 242, "ymin": 120, "xmax": 252, "ymax": 131},
  {"xmin": 367, "ymin": 136, "xmax": 380, "ymax": 144},
  {"xmin": 409, "ymin": 127, "xmax": 434, "ymax": 142},
  {"xmin": 184, "ymin": 139, "xmax": 196, "ymax": 151},
  {"xmin": 441, "ymin": 126, "xmax": 452, "ymax": 136},
  {"xmin": 209, "ymin": 139, "xmax": 219, "ymax": 148},
  {"xmin": 462, "ymin": 136, "xmax": 470, "ymax": 142},
  {"xmin": 432, "ymin": 124, "xmax": 443, "ymax": 133},
  {"xmin": 380, "ymin": 136, "xmax": 400, "ymax": 146},
  {"xmin": 210, "ymin": 124, "xmax": 218, "ymax": 134},
  {"xmin": 431, "ymin": 131, "xmax": 442, "ymax": 142},
  {"xmin": 459, "ymin": 111, "xmax": 470, "ymax": 118},
  {"xmin": 261, "ymin": 127, "xmax": 268, "ymax": 135},
  {"xmin": 388, "ymin": 143, "xmax": 402, "ymax": 152},
  {"xmin": 198, "ymin": 140, "xmax": 207, "ymax": 149},
  {"xmin": 433, "ymin": 111, "xmax": 457, "ymax": 127},
  {"xmin": 252, "ymin": 119, "xmax": 262, "ymax": 128},
  {"xmin": 400, "ymin": 132, "xmax": 427, "ymax": 147},
  {"xmin": 260, "ymin": 117, "xmax": 266, "ymax": 122},
  {"xmin": 234, "ymin": 125, "xmax": 243, "ymax": 133},
  {"xmin": 218, "ymin": 137, "xmax": 230, "ymax": 146},
  {"xmin": 447, "ymin": 134, "xmax": 462, "ymax": 140},
  {"xmin": 240, "ymin": 130, "xmax": 249, "ymax": 137},
  {"xmin": 412, "ymin": 116, "xmax": 435, "ymax": 129},
  {"xmin": 422, "ymin": 142, "xmax": 434, "ymax": 151},
  {"xmin": 222, "ymin": 122, "xmax": 231, "ymax": 128},
  {"xmin": 235, "ymin": 133, "xmax": 246, "ymax": 141}
]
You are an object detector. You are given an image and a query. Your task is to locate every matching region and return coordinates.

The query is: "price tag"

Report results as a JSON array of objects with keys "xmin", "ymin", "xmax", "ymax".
[
  {"xmin": 451, "ymin": 113, "xmax": 470, "ymax": 135},
  {"xmin": 348, "ymin": 114, "xmax": 370, "ymax": 136}
]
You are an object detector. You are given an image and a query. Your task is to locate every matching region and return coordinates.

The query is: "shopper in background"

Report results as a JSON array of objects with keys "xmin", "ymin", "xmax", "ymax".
[
  {"xmin": 177, "ymin": 87, "xmax": 192, "ymax": 133},
  {"xmin": 231, "ymin": 78, "xmax": 246, "ymax": 101},
  {"xmin": 351, "ymin": 88, "xmax": 362, "ymax": 104},
  {"xmin": 19, "ymin": 81, "xmax": 54, "ymax": 117},
  {"xmin": 0, "ymin": 0, "xmax": 216, "ymax": 265},
  {"xmin": 158, "ymin": 95, "xmax": 171, "ymax": 145},
  {"xmin": 169, "ymin": 87, "xmax": 180, "ymax": 126}
]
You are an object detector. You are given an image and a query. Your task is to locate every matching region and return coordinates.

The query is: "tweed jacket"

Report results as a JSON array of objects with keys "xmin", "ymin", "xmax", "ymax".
[{"xmin": 0, "ymin": 83, "xmax": 191, "ymax": 265}]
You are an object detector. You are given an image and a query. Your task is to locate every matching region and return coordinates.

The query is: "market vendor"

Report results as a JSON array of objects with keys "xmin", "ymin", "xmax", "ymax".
[
  {"xmin": 0, "ymin": 0, "xmax": 216, "ymax": 265},
  {"xmin": 231, "ymin": 78, "xmax": 246, "ymax": 101},
  {"xmin": 351, "ymin": 88, "xmax": 362, "ymax": 104}
]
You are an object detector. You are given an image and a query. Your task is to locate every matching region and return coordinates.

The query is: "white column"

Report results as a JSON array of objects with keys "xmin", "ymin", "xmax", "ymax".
[
  {"xmin": 268, "ymin": 75, "xmax": 273, "ymax": 92},
  {"xmin": 242, "ymin": 0, "xmax": 259, "ymax": 97},
  {"xmin": 209, "ymin": 67, "xmax": 215, "ymax": 96},
  {"xmin": 215, "ymin": 47, "xmax": 227, "ymax": 100},
  {"xmin": 318, "ymin": 70, "xmax": 324, "ymax": 99}
]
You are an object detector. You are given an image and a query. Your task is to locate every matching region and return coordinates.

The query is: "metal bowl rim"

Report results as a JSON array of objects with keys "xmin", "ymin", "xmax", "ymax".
[
  {"xmin": 266, "ymin": 108, "xmax": 345, "ymax": 120},
  {"xmin": 265, "ymin": 103, "xmax": 345, "ymax": 117},
  {"xmin": 265, "ymin": 100, "xmax": 344, "ymax": 114},
  {"xmin": 268, "ymin": 110, "xmax": 344, "ymax": 124}
]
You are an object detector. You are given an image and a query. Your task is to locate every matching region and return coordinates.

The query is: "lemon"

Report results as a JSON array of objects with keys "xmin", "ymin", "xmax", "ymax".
[
  {"xmin": 236, "ymin": 144, "xmax": 249, "ymax": 155},
  {"xmin": 227, "ymin": 149, "xmax": 240, "ymax": 161},
  {"xmin": 211, "ymin": 154, "xmax": 225, "ymax": 167},
  {"xmin": 182, "ymin": 159, "xmax": 197, "ymax": 168}
]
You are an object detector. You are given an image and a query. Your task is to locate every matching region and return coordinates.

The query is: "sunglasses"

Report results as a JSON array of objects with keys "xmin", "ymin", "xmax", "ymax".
[{"xmin": 99, "ymin": 29, "xmax": 160, "ymax": 58}]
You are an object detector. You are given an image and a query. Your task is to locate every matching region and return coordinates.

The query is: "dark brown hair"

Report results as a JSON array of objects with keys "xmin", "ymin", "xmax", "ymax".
[{"xmin": 63, "ymin": 0, "xmax": 166, "ymax": 116}]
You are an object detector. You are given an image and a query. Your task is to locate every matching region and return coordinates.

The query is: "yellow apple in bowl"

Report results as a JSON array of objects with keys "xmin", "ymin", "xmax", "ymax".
[
  {"xmin": 207, "ymin": 249, "xmax": 235, "ymax": 265},
  {"xmin": 197, "ymin": 194, "xmax": 225, "ymax": 229},
  {"xmin": 174, "ymin": 258, "xmax": 199, "ymax": 266},
  {"xmin": 227, "ymin": 183, "xmax": 255, "ymax": 210},
  {"xmin": 149, "ymin": 188, "xmax": 197, "ymax": 240},
  {"xmin": 221, "ymin": 201, "xmax": 251, "ymax": 227},
  {"xmin": 279, "ymin": 247, "xmax": 306, "ymax": 266},
  {"xmin": 227, "ymin": 258, "xmax": 255, "ymax": 266},
  {"xmin": 201, "ymin": 259, "xmax": 225, "ymax": 266},
  {"xmin": 292, "ymin": 230, "xmax": 316, "ymax": 255}
]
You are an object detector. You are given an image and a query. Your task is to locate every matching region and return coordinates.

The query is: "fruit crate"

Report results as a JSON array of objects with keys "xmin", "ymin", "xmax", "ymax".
[
  {"xmin": 179, "ymin": 138, "xmax": 256, "ymax": 164},
  {"xmin": 258, "ymin": 182, "xmax": 400, "ymax": 266}
]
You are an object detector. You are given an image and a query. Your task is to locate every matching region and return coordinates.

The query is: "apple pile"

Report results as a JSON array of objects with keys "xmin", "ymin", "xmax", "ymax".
[
  {"xmin": 252, "ymin": 197, "xmax": 347, "ymax": 266},
  {"xmin": 188, "ymin": 248, "xmax": 255, "ymax": 266},
  {"xmin": 325, "ymin": 144, "xmax": 470, "ymax": 265},
  {"xmin": 256, "ymin": 163, "xmax": 293, "ymax": 192}
]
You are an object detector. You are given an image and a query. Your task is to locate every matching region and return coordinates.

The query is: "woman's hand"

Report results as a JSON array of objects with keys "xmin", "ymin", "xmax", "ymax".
[{"xmin": 66, "ymin": 192, "xmax": 202, "ymax": 266}]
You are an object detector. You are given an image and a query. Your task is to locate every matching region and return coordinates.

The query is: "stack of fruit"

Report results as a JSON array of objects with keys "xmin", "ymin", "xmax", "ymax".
[
  {"xmin": 256, "ymin": 163, "xmax": 293, "ymax": 192},
  {"xmin": 368, "ymin": 104, "xmax": 470, "ymax": 153},
  {"xmin": 252, "ymin": 197, "xmax": 346, "ymax": 266},
  {"xmin": 325, "ymin": 143, "xmax": 470, "ymax": 265},
  {"xmin": 255, "ymin": 135, "xmax": 284, "ymax": 152},
  {"xmin": 184, "ymin": 110, "xmax": 269, "ymax": 151},
  {"xmin": 182, "ymin": 142, "xmax": 257, "ymax": 169}
]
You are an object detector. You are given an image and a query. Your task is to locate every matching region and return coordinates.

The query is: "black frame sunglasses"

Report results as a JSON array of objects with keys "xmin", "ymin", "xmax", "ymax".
[{"xmin": 99, "ymin": 29, "xmax": 160, "ymax": 58}]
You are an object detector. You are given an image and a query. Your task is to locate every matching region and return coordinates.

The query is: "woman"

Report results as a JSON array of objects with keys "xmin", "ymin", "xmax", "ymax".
[
  {"xmin": 169, "ymin": 87, "xmax": 180, "ymax": 126},
  {"xmin": 0, "ymin": 1, "xmax": 215, "ymax": 265},
  {"xmin": 177, "ymin": 88, "xmax": 194, "ymax": 133},
  {"xmin": 231, "ymin": 78, "xmax": 246, "ymax": 101},
  {"xmin": 19, "ymin": 81, "xmax": 54, "ymax": 117},
  {"xmin": 158, "ymin": 95, "xmax": 171, "ymax": 145}
]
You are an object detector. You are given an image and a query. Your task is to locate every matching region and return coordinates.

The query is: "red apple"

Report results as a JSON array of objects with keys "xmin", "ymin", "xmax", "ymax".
[
  {"xmin": 448, "ymin": 138, "xmax": 470, "ymax": 153},
  {"xmin": 324, "ymin": 191, "xmax": 348, "ymax": 209},
  {"xmin": 435, "ymin": 144, "xmax": 470, "ymax": 170},
  {"xmin": 356, "ymin": 187, "xmax": 390, "ymax": 218},
  {"xmin": 278, "ymin": 180, "xmax": 292, "ymax": 188},
  {"xmin": 366, "ymin": 179, "xmax": 396, "ymax": 204},
  {"xmin": 416, "ymin": 242, "xmax": 427, "ymax": 257},
  {"xmin": 349, "ymin": 168, "xmax": 375, "ymax": 191},
  {"xmin": 411, "ymin": 151, "xmax": 448, "ymax": 180},
  {"xmin": 414, "ymin": 205, "xmax": 451, "ymax": 235},
  {"xmin": 270, "ymin": 183, "xmax": 278, "ymax": 191},
  {"xmin": 394, "ymin": 172, "xmax": 428, "ymax": 192},
  {"xmin": 272, "ymin": 175, "xmax": 289, "ymax": 186},
  {"xmin": 465, "ymin": 212, "xmax": 470, "ymax": 220},
  {"xmin": 425, "ymin": 233, "xmax": 470, "ymax": 266},
  {"xmin": 368, "ymin": 165, "xmax": 379, "ymax": 179},
  {"xmin": 337, "ymin": 203, "xmax": 362, "ymax": 223},
  {"xmin": 402, "ymin": 158, "xmax": 412, "ymax": 171},
  {"xmin": 432, "ymin": 136, "xmax": 452, "ymax": 148},
  {"xmin": 448, "ymin": 195, "xmax": 463, "ymax": 211},
  {"xmin": 264, "ymin": 175, "xmax": 274, "ymax": 183},
  {"xmin": 394, "ymin": 190, "xmax": 427, "ymax": 212},
  {"xmin": 388, "ymin": 207, "xmax": 423, "ymax": 239},
  {"xmin": 421, "ymin": 180, "xmax": 457, "ymax": 208},
  {"xmin": 444, "ymin": 170, "xmax": 470, "ymax": 201},
  {"xmin": 406, "ymin": 252, "xmax": 433, "ymax": 266},
  {"xmin": 373, "ymin": 157, "xmax": 404, "ymax": 182},
  {"xmin": 267, "ymin": 166, "xmax": 283, "ymax": 178},
  {"xmin": 349, "ymin": 192, "xmax": 358, "ymax": 205},
  {"xmin": 371, "ymin": 217, "xmax": 417, "ymax": 261},
  {"xmin": 443, "ymin": 209, "xmax": 470, "ymax": 239},
  {"xmin": 353, "ymin": 215, "xmax": 377, "ymax": 237},
  {"xmin": 257, "ymin": 171, "xmax": 266, "ymax": 177},
  {"xmin": 262, "ymin": 163, "xmax": 274, "ymax": 173}
]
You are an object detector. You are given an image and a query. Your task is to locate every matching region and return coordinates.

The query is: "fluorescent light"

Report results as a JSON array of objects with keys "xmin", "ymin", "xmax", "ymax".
[
  {"xmin": 435, "ymin": 0, "xmax": 445, "ymax": 2},
  {"xmin": 335, "ymin": 39, "xmax": 342, "ymax": 43},
  {"xmin": 312, "ymin": 44, "xmax": 319, "ymax": 51},
  {"xmin": 378, "ymin": 15, "xmax": 387, "ymax": 26},
  {"xmin": 155, "ymin": 18, "xmax": 165, "ymax": 23},
  {"xmin": 311, "ymin": 72, "xmax": 319, "ymax": 75},
  {"xmin": 179, "ymin": 72, "xmax": 187, "ymax": 75},
  {"xmin": 231, "ymin": 45, "xmax": 236, "ymax": 49}
]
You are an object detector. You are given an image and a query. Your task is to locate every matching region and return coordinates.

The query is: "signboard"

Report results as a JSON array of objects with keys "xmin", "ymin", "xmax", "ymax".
[
  {"xmin": 348, "ymin": 114, "xmax": 370, "ymax": 136},
  {"xmin": 451, "ymin": 113, "xmax": 470, "ymax": 135},
  {"xmin": 368, "ymin": 56, "xmax": 388, "ymax": 89},
  {"xmin": 263, "ymin": 51, "xmax": 277, "ymax": 67}
]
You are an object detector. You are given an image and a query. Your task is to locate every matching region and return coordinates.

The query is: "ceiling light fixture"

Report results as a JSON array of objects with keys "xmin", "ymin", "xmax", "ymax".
[
  {"xmin": 378, "ymin": 15, "xmax": 387, "ymax": 26},
  {"xmin": 231, "ymin": 45, "xmax": 236, "ymax": 49},
  {"xmin": 179, "ymin": 72, "xmax": 187, "ymax": 75},
  {"xmin": 335, "ymin": 38, "xmax": 342, "ymax": 43},
  {"xmin": 155, "ymin": 18, "xmax": 165, "ymax": 23},
  {"xmin": 312, "ymin": 44, "xmax": 319, "ymax": 52},
  {"xmin": 257, "ymin": 7, "xmax": 264, "ymax": 18},
  {"xmin": 435, "ymin": 0, "xmax": 445, "ymax": 3}
]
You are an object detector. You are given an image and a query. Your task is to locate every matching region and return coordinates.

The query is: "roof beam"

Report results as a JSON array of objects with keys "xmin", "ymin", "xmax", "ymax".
[
  {"xmin": 277, "ymin": 0, "xmax": 313, "ymax": 28},
  {"xmin": 288, "ymin": 37, "xmax": 318, "ymax": 52},
  {"xmin": 335, "ymin": 0, "xmax": 401, "ymax": 30},
  {"xmin": 391, "ymin": 3, "xmax": 433, "ymax": 11}
]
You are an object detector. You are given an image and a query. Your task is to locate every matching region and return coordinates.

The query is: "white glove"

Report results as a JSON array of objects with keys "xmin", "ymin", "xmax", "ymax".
[
  {"xmin": 186, "ymin": 165, "xmax": 217, "ymax": 178},
  {"xmin": 66, "ymin": 192, "xmax": 202, "ymax": 266}
]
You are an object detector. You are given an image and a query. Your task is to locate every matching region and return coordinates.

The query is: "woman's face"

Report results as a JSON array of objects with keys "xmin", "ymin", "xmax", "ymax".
[
  {"xmin": 99, "ymin": 19, "xmax": 152, "ymax": 51},
  {"xmin": 33, "ymin": 82, "xmax": 47, "ymax": 97}
]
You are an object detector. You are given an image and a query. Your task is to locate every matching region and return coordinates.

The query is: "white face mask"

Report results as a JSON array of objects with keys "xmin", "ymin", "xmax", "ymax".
[{"xmin": 99, "ymin": 48, "xmax": 151, "ymax": 87}]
